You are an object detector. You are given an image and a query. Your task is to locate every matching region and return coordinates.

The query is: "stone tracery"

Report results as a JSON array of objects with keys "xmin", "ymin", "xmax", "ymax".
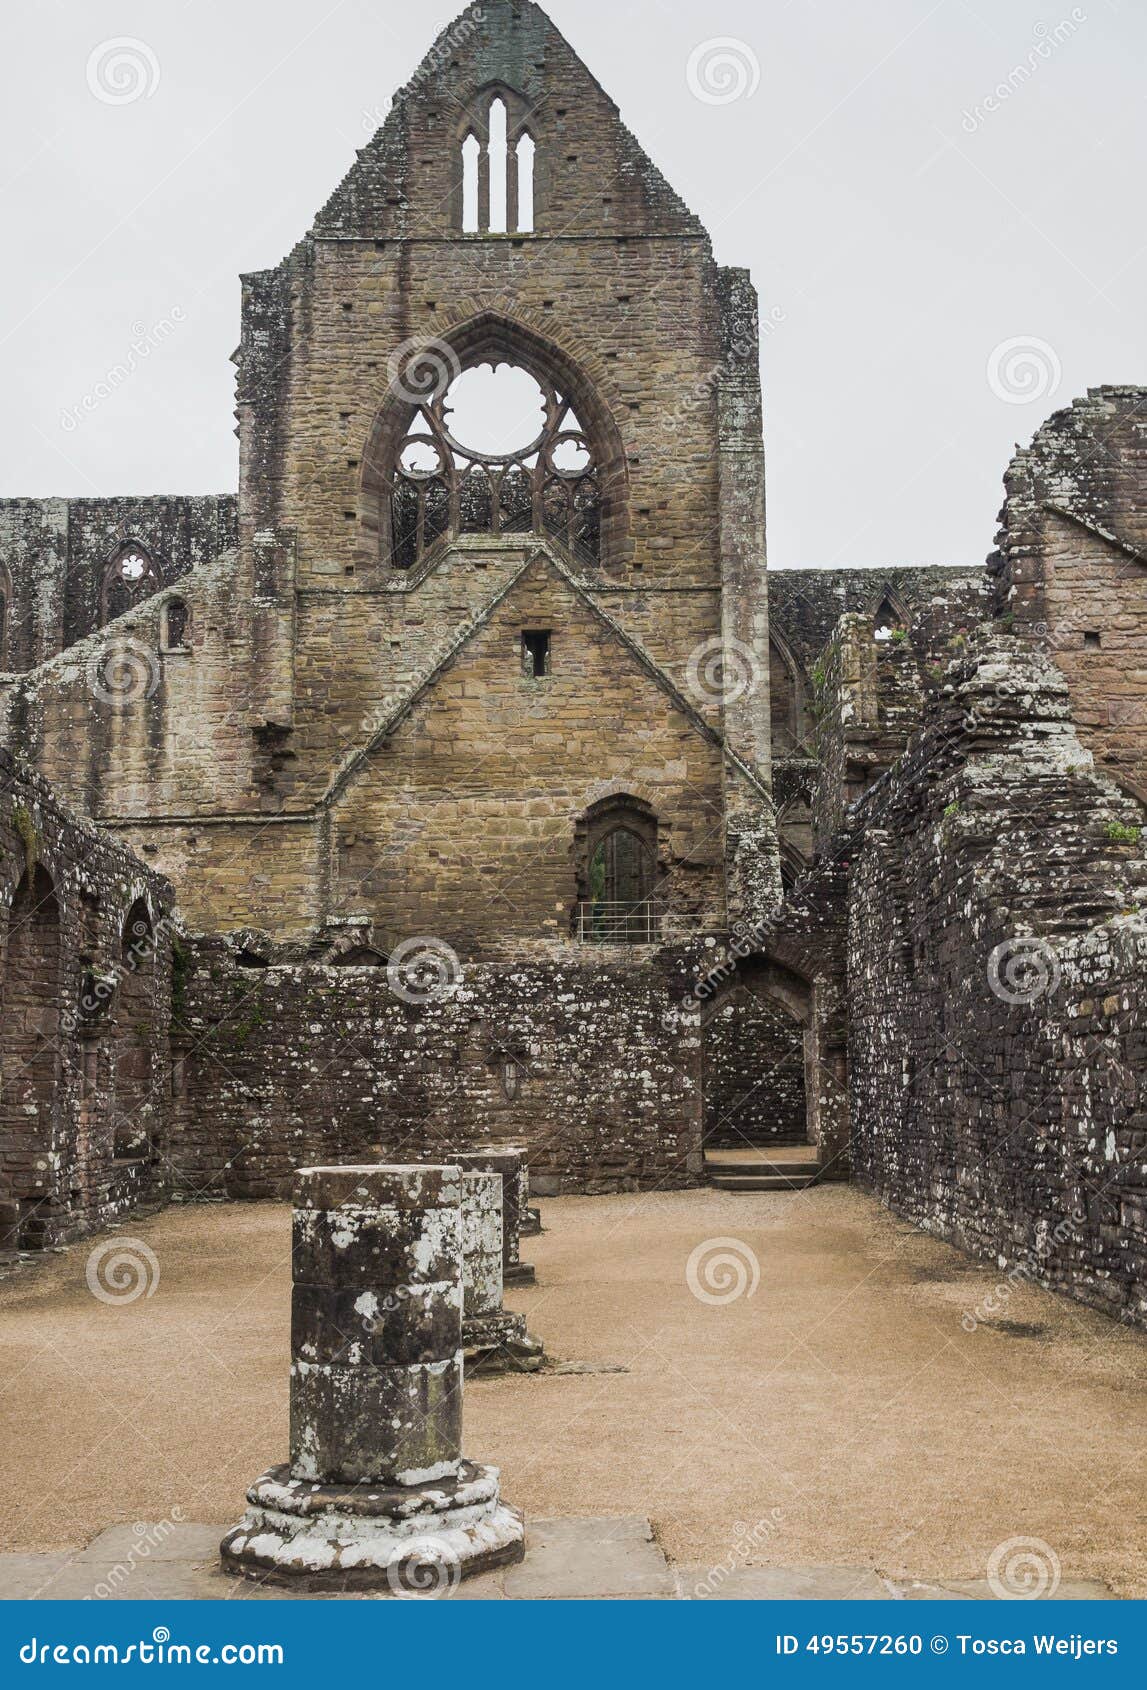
[{"xmin": 387, "ymin": 360, "xmax": 600, "ymax": 568}]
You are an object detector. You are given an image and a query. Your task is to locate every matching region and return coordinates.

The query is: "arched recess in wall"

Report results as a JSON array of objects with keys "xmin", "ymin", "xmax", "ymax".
[
  {"xmin": 0, "ymin": 866, "xmax": 61, "ymax": 1244},
  {"xmin": 872, "ymin": 587, "xmax": 910, "ymax": 641},
  {"xmin": 768, "ymin": 630, "xmax": 812, "ymax": 756},
  {"xmin": 701, "ymin": 956, "xmax": 812, "ymax": 1151},
  {"xmin": 113, "ymin": 899, "xmax": 155, "ymax": 1160},
  {"xmin": 100, "ymin": 540, "xmax": 164, "ymax": 625},
  {"xmin": 779, "ymin": 844, "xmax": 808, "ymax": 896},
  {"xmin": 360, "ymin": 312, "xmax": 629, "ymax": 574},
  {"xmin": 573, "ymin": 793, "xmax": 662, "ymax": 943}
]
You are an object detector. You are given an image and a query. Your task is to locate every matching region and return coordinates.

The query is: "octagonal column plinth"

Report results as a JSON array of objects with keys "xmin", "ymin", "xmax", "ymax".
[
  {"xmin": 220, "ymin": 1165, "xmax": 525, "ymax": 1591},
  {"xmin": 459, "ymin": 1168, "xmax": 543, "ymax": 1374},
  {"xmin": 453, "ymin": 1145, "xmax": 535, "ymax": 1285}
]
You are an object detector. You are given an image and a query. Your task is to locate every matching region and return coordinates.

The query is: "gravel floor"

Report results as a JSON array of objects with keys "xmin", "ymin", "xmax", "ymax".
[{"xmin": 1, "ymin": 1186, "xmax": 1144, "ymax": 1595}]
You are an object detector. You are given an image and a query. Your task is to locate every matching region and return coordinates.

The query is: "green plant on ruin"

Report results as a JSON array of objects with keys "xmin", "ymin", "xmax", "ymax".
[
  {"xmin": 1104, "ymin": 821, "xmax": 1141, "ymax": 845},
  {"xmin": 11, "ymin": 804, "xmax": 40, "ymax": 869},
  {"xmin": 943, "ymin": 800, "xmax": 960, "ymax": 819}
]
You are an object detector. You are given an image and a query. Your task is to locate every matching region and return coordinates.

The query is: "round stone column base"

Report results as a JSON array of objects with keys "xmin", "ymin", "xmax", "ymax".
[
  {"xmin": 462, "ymin": 1309, "xmax": 545, "ymax": 1373},
  {"xmin": 220, "ymin": 1461, "xmax": 524, "ymax": 1592}
]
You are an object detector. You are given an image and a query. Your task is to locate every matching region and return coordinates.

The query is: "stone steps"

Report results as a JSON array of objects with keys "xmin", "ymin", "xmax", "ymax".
[{"xmin": 704, "ymin": 1151, "xmax": 820, "ymax": 1192}]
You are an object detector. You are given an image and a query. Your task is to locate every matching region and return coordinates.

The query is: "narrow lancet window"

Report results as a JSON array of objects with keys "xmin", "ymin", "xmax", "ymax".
[
  {"xmin": 461, "ymin": 132, "xmax": 480, "ymax": 232},
  {"xmin": 487, "ymin": 98, "xmax": 508, "ymax": 233},
  {"xmin": 516, "ymin": 133, "xmax": 535, "ymax": 232}
]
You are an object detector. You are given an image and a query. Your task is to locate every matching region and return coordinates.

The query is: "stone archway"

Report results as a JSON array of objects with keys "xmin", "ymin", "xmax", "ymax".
[{"xmin": 700, "ymin": 957, "xmax": 812, "ymax": 1152}]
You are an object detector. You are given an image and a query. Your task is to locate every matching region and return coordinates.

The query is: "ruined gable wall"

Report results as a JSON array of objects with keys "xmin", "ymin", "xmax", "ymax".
[
  {"xmin": 848, "ymin": 637, "xmax": 1147, "ymax": 1326},
  {"xmin": 0, "ymin": 748, "xmax": 175, "ymax": 1247},
  {"xmin": 0, "ymin": 549, "xmax": 265, "ymax": 829},
  {"xmin": 0, "ymin": 496, "xmax": 236, "ymax": 672},
  {"xmin": 327, "ymin": 561, "xmax": 728, "ymax": 954},
  {"xmin": 990, "ymin": 386, "xmax": 1147, "ymax": 803},
  {"xmin": 171, "ymin": 940, "xmax": 704, "ymax": 1200}
]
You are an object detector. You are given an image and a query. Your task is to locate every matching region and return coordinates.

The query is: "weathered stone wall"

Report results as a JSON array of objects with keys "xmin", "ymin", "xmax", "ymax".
[
  {"xmin": 0, "ymin": 496, "xmax": 236, "ymax": 673},
  {"xmin": 769, "ymin": 565, "xmax": 989, "ymax": 676},
  {"xmin": 0, "ymin": 748, "xmax": 175, "ymax": 1247},
  {"xmin": 702, "ymin": 985, "xmax": 806, "ymax": 1148},
  {"xmin": 810, "ymin": 613, "xmax": 925, "ymax": 848},
  {"xmin": 989, "ymin": 386, "xmax": 1147, "ymax": 802},
  {"xmin": 848, "ymin": 636, "xmax": 1147, "ymax": 1325},
  {"xmin": 169, "ymin": 938, "xmax": 704, "ymax": 1199}
]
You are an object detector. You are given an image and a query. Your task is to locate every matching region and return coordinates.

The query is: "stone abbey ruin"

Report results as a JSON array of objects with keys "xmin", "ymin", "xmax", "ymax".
[{"xmin": 0, "ymin": 0, "xmax": 1144, "ymax": 1337}]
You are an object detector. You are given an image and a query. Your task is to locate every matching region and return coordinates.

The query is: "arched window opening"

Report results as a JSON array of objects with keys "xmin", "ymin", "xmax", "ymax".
[
  {"xmin": 575, "ymin": 798, "xmax": 661, "ymax": 944},
  {"xmin": 460, "ymin": 92, "xmax": 538, "ymax": 234},
  {"xmin": 874, "ymin": 596, "xmax": 906, "ymax": 642},
  {"xmin": 779, "ymin": 848, "xmax": 808, "ymax": 897},
  {"xmin": 386, "ymin": 359, "xmax": 601, "ymax": 568},
  {"xmin": 487, "ymin": 97, "xmax": 508, "ymax": 233},
  {"xmin": 516, "ymin": 133, "xmax": 535, "ymax": 232},
  {"xmin": 0, "ymin": 867, "xmax": 60, "ymax": 1246},
  {"xmin": 101, "ymin": 542, "xmax": 163, "ymax": 625},
  {"xmin": 114, "ymin": 899, "xmax": 155, "ymax": 1160},
  {"xmin": 769, "ymin": 636, "xmax": 811, "ymax": 757},
  {"xmin": 163, "ymin": 598, "xmax": 189, "ymax": 650},
  {"xmin": 461, "ymin": 132, "xmax": 480, "ymax": 232}
]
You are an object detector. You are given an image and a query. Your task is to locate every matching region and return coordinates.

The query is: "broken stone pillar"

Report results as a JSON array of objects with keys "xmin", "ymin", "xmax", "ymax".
[
  {"xmin": 460, "ymin": 1169, "xmax": 543, "ymax": 1373},
  {"xmin": 220, "ymin": 1164, "xmax": 524, "ymax": 1590},
  {"xmin": 453, "ymin": 1144, "xmax": 535, "ymax": 1285}
]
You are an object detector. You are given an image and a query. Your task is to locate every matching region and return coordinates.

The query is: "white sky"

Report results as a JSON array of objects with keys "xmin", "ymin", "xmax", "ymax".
[{"xmin": 2, "ymin": 0, "xmax": 1143, "ymax": 568}]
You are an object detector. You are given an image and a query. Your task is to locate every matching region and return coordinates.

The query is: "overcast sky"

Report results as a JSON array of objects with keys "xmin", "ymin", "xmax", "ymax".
[{"xmin": 2, "ymin": 0, "xmax": 1143, "ymax": 568}]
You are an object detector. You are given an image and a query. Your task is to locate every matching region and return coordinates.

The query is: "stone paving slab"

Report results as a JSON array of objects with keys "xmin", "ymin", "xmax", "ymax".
[
  {"xmin": 676, "ymin": 1564, "xmax": 893, "ymax": 1601},
  {"xmin": 502, "ymin": 1516, "xmax": 676, "ymax": 1600},
  {"xmin": 0, "ymin": 1526, "xmax": 1119, "ymax": 1602},
  {"xmin": 0, "ymin": 1518, "xmax": 671, "ymax": 1602}
]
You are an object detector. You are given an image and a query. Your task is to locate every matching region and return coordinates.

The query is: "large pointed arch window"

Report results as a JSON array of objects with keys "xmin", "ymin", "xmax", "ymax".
[
  {"xmin": 101, "ymin": 542, "xmax": 163, "ymax": 625},
  {"xmin": 388, "ymin": 359, "xmax": 600, "ymax": 568}
]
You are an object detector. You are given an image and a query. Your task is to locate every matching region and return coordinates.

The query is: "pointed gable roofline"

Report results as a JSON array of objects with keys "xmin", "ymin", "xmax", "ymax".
[
  {"xmin": 322, "ymin": 540, "xmax": 774, "ymax": 811},
  {"xmin": 311, "ymin": 0, "xmax": 706, "ymax": 241}
]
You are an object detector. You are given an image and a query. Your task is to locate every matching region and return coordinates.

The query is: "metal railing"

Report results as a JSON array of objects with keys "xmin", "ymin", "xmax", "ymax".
[{"xmin": 574, "ymin": 899, "xmax": 663, "ymax": 945}]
